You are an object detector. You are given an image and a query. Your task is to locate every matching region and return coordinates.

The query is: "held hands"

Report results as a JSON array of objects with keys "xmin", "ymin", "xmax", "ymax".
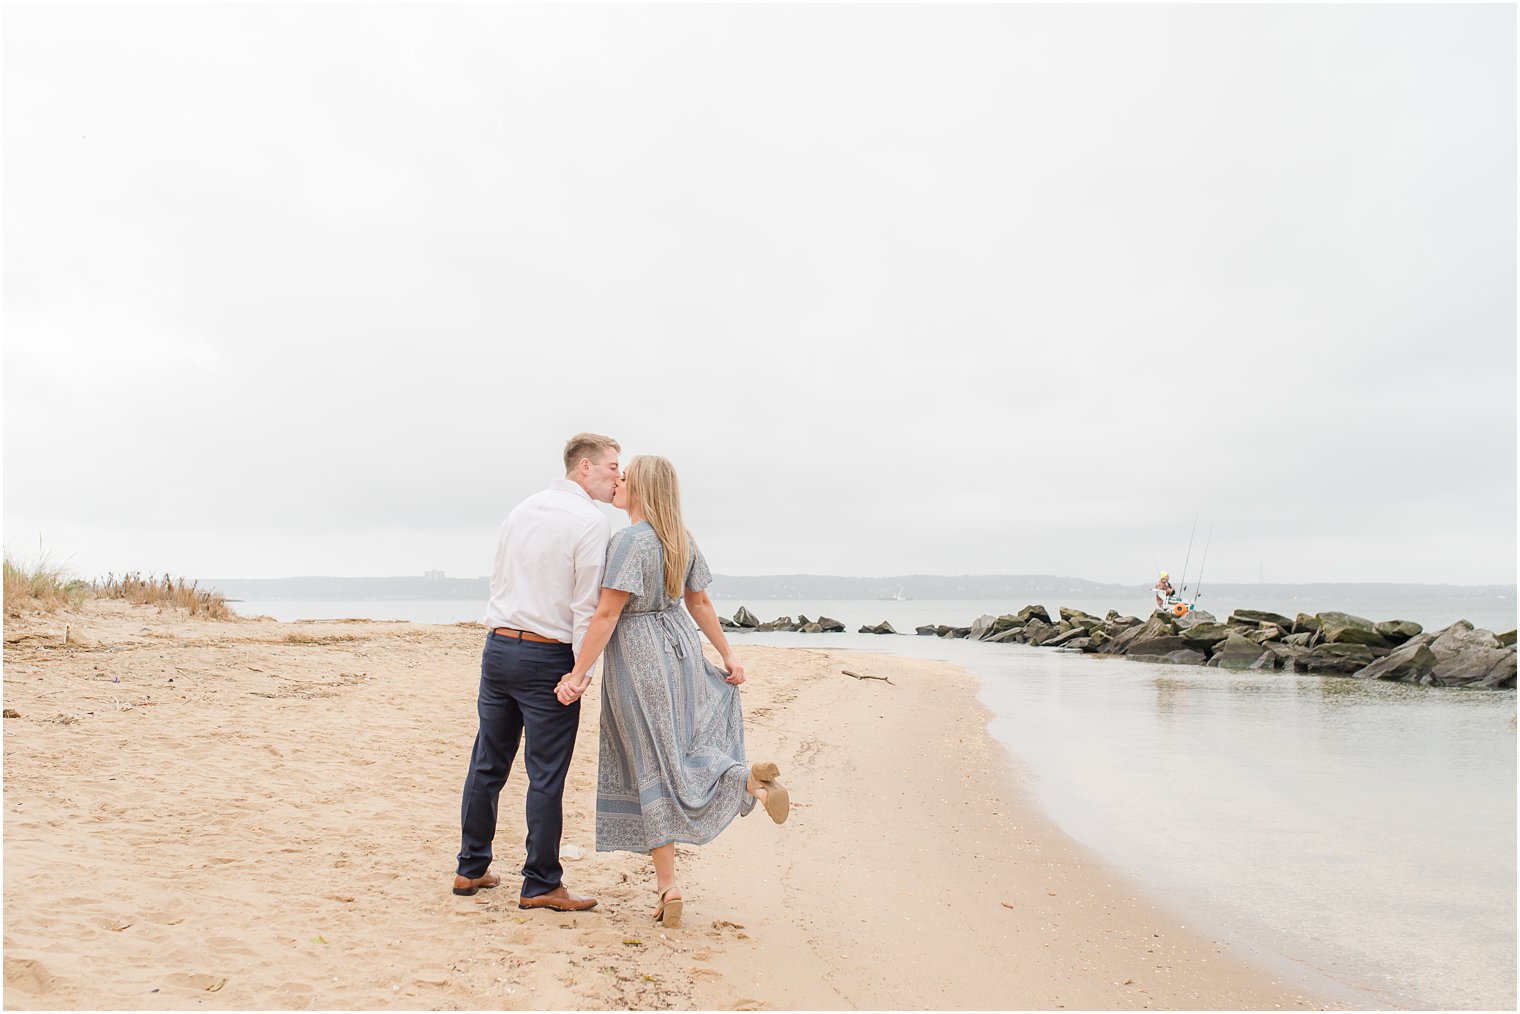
[{"xmin": 555, "ymin": 672, "xmax": 591, "ymax": 706}]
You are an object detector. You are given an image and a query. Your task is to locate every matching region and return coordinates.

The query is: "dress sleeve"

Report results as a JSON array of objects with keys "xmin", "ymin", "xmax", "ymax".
[
  {"xmin": 603, "ymin": 529, "xmax": 648, "ymax": 596},
  {"xmin": 685, "ymin": 538, "xmax": 713, "ymax": 593}
]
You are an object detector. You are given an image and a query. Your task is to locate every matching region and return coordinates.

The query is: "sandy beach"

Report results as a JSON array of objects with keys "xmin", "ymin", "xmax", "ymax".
[{"xmin": 3, "ymin": 600, "xmax": 1329, "ymax": 1010}]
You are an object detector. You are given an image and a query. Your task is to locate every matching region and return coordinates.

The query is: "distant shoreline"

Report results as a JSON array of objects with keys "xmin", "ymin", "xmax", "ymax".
[{"xmin": 206, "ymin": 573, "xmax": 1518, "ymax": 602}]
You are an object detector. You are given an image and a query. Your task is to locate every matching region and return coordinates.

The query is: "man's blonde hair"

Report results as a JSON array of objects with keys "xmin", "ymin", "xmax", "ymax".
[
  {"xmin": 562, "ymin": 432, "xmax": 621, "ymax": 474},
  {"xmin": 624, "ymin": 455, "xmax": 692, "ymax": 600}
]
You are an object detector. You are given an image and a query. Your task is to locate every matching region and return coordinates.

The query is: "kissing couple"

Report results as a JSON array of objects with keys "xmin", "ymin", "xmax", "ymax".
[{"xmin": 453, "ymin": 432, "xmax": 790, "ymax": 928}]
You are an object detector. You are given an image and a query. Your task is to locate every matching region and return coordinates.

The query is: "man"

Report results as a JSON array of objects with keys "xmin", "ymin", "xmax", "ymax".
[
  {"xmin": 1154, "ymin": 571, "xmax": 1175, "ymax": 610},
  {"xmin": 454, "ymin": 432, "xmax": 620, "ymax": 912}
]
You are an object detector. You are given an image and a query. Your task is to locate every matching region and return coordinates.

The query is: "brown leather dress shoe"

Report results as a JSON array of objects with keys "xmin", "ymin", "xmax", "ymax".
[
  {"xmin": 518, "ymin": 885, "xmax": 598, "ymax": 912},
  {"xmin": 453, "ymin": 871, "xmax": 501, "ymax": 896}
]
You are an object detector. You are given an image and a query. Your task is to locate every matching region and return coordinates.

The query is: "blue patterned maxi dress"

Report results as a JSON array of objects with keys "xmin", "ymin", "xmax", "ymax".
[{"xmin": 595, "ymin": 522, "xmax": 755, "ymax": 853}]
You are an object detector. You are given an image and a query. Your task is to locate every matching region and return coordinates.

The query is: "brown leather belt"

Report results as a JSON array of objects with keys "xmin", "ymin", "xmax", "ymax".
[{"xmin": 492, "ymin": 627, "xmax": 566, "ymax": 645}]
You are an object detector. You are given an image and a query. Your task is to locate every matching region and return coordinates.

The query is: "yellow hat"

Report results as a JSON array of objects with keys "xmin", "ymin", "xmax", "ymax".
[{"xmin": 1160, "ymin": 571, "xmax": 1169, "ymax": 578}]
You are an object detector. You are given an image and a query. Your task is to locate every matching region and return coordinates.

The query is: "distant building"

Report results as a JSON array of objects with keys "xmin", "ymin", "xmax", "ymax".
[{"xmin": 423, "ymin": 570, "xmax": 445, "ymax": 581}]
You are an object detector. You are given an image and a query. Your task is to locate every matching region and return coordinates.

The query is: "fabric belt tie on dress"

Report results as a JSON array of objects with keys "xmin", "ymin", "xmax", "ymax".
[{"xmin": 656, "ymin": 612, "xmax": 686, "ymax": 659}]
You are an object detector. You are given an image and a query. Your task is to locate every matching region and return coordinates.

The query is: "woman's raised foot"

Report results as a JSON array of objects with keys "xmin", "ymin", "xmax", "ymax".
[{"xmin": 749, "ymin": 762, "xmax": 790, "ymax": 825}]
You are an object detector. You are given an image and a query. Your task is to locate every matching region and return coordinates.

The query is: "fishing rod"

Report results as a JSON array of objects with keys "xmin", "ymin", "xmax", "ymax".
[
  {"xmin": 1193, "ymin": 527, "xmax": 1214, "ymax": 605},
  {"xmin": 1179, "ymin": 509, "xmax": 1199, "ymax": 595}
]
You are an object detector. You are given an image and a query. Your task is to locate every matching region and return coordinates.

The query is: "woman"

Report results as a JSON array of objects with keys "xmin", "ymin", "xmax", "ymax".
[{"xmin": 554, "ymin": 455, "xmax": 788, "ymax": 929}]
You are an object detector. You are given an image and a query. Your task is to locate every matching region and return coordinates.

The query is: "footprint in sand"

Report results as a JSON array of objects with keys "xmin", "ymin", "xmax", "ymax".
[
  {"xmin": 166, "ymin": 972, "xmax": 229, "ymax": 992},
  {"xmin": 4, "ymin": 957, "xmax": 55, "ymax": 995},
  {"xmin": 143, "ymin": 911, "xmax": 186, "ymax": 926}
]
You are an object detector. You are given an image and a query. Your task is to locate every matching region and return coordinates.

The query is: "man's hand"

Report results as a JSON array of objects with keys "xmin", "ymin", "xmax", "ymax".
[{"xmin": 555, "ymin": 672, "xmax": 591, "ymax": 705}]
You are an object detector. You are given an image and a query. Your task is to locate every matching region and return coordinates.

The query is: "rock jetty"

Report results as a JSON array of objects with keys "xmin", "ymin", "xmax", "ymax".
[{"xmin": 717, "ymin": 604, "xmax": 1516, "ymax": 690}]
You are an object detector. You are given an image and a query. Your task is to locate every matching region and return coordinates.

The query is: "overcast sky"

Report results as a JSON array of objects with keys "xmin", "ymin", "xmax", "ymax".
[{"xmin": 4, "ymin": 4, "xmax": 1515, "ymax": 586}]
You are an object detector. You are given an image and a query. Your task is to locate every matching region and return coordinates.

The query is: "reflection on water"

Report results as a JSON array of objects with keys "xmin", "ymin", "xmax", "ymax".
[{"xmin": 869, "ymin": 638, "xmax": 1513, "ymax": 1011}]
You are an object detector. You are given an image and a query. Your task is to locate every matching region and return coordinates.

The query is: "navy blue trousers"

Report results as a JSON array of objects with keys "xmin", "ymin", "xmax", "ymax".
[{"xmin": 457, "ymin": 632, "xmax": 580, "ymax": 897}]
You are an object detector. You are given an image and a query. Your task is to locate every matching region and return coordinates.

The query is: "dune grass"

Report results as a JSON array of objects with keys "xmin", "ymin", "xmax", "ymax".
[
  {"xmin": 3, "ymin": 554, "xmax": 90, "ymax": 616},
  {"xmin": 3, "ymin": 553, "xmax": 231, "ymax": 620},
  {"xmin": 92, "ymin": 572, "xmax": 232, "ymax": 620}
]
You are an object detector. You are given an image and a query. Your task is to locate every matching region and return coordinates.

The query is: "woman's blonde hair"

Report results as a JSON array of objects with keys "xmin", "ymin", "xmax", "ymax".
[{"xmin": 625, "ymin": 455, "xmax": 691, "ymax": 600}]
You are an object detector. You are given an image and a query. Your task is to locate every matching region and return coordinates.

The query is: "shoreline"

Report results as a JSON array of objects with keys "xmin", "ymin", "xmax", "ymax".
[{"xmin": 4, "ymin": 601, "xmax": 1334, "ymax": 1009}]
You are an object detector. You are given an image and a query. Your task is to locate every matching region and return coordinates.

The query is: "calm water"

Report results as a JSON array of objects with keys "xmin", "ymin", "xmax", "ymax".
[{"xmin": 234, "ymin": 594, "xmax": 1517, "ymax": 1009}]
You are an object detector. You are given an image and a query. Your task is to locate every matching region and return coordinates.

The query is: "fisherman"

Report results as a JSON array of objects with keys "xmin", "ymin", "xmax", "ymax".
[{"xmin": 1153, "ymin": 571, "xmax": 1175, "ymax": 609}]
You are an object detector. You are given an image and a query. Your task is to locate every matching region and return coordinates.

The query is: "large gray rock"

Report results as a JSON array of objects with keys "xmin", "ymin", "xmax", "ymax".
[
  {"xmin": 915, "ymin": 624, "xmax": 939, "ymax": 636},
  {"xmin": 1045, "ymin": 626, "xmax": 1091, "ymax": 649},
  {"xmin": 984, "ymin": 626, "xmax": 1026, "ymax": 644},
  {"xmin": 1352, "ymin": 636, "xmax": 1438, "ymax": 683},
  {"xmin": 1108, "ymin": 613, "xmax": 1178, "ymax": 654},
  {"xmin": 816, "ymin": 616, "xmax": 846, "ymax": 633},
  {"xmin": 1265, "ymin": 642, "xmax": 1311, "ymax": 668},
  {"xmin": 968, "ymin": 614, "xmax": 999, "ymax": 640},
  {"xmin": 1085, "ymin": 629, "xmax": 1112, "ymax": 652},
  {"xmin": 972, "ymin": 614, "xmax": 1021, "ymax": 638},
  {"xmin": 1229, "ymin": 609, "xmax": 1294, "ymax": 629},
  {"xmin": 1178, "ymin": 622, "xmax": 1231, "ymax": 650},
  {"xmin": 1063, "ymin": 637, "xmax": 1095, "ymax": 653},
  {"xmin": 718, "ymin": 617, "xmax": 740, "ymax": 631},
  {"xmin": 1499, "ymin": 630, "xmax": 1517, "ymax": 648},
  {"xmin": 1375, "ymin": 620, "xmax": 1423, "ymax": 645},
  {"xmin": 1020, "ymin": 618, "xmax": 1058, "ymax": 646},
  {"xmin": 757, "ymin": 616, "xmax": 795, "ymax": 632},
  {"xmin": 733, "ymin": 606, "xmax": 761, "ymax": 629},
  {"xmin": 1016, "ymin": 604, "xmax": 1053, "ymax": 625},
  {"xmin": 1174, "ymin": 609, "xmax": 1218, "ymax": 630},
  {"xmin": 1281, "ymin": 631, "xmax": 1315, "ymax": 648},
  {"xmin": 858, "ymin": 621, "xmax": 898, "ymax": 635},
  {"xmin": 1426, "ymin": 621, "xmax": 1516, "ymax": 688},
  {"xmin": 1125, "ymin": 636, "xmax": 1188, "ymax": 657},
  {"xmin": 1291, "ymin": 642, "xmax": 1377, "ymax": 675},
  {"xmin": 1247, "ymin": 626, "xmax": 1287, "ymax": 645},
  {"xmin": 1476, "ymin": 653, "xmax": 1518, "ymax": 689},
  {"xmin": 1211, "ymin": 634, "xmax": 1275, "ymax": 670},
  {"xmin": 799, "ymin": 622, "xmax": 824, "ymax": 633},
  {"xmin": 1316, "ymin": 612, "xmax": 1391, "ymax": 648},
  {"xmin": 1293, "ymin": 613, "xmax": 1321, "ymax": 635}
]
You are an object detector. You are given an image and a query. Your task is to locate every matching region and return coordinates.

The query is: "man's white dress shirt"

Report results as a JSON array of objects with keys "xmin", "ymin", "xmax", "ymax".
[{"xmin": 483, "ymin": 479, "xmax": 612, "ymax": 660}]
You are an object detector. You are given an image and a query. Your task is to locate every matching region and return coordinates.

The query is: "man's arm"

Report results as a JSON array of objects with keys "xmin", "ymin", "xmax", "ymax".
[
  {"xmin": 556, "ymin": 587, "xmax": 630, "ymax": 705},
  {"xmin": 569, "ymin": 518, "xmax": 611, "ymax": 663}
]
